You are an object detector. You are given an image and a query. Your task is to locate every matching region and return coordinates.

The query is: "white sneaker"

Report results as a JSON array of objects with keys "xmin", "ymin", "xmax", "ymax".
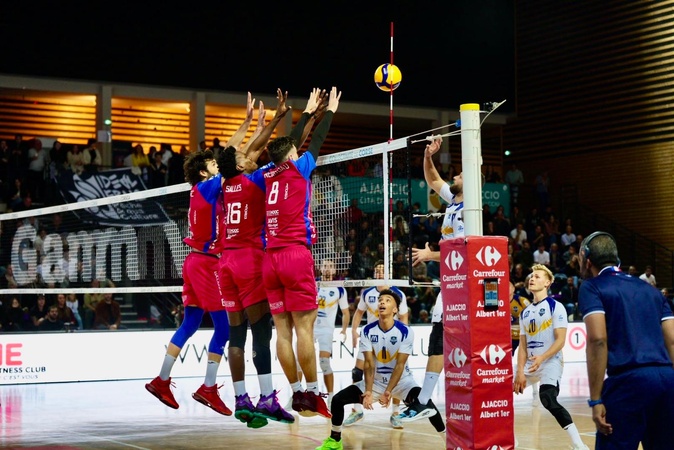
[
  {"xmin": 389, "ymin": 413, "xmax": 404, "ymax": 429},
  {"xmin": 343, "ymin": 410, "xmax": 364, "ymax": 427}
]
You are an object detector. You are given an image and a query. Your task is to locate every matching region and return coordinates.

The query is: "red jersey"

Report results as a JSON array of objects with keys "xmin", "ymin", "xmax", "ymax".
[
  {"xmin": 261, "ymin": 152, "xmax": 316, "ymax": 249},
  {"xmin": 222, "ymin": 172, "xmax": 266, "ymax": 249},
  {"xmin": 183, "ymin": 174, "xmax": 224, "ymax": 255}
]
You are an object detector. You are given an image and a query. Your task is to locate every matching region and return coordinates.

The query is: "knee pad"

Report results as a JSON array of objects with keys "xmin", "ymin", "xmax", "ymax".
[
  {"xmin": 352, "ymin": 367, "xmax": 363, "ymax": 383},
  {"xmin": 170, "ymin": 306, "xmax": 204, "ymax": 348},
  {"xmin": 319, "ymin": 357, "xmax": 332, "ymax": 375},
  {"xmin": 229, "ymin": 320, "xmax": 248, "ymax": 350},
  {"xmin": 539, "ymin": 384, "xmax": 572, "ymax": 428},
  {"xmin": 251, "ymin": 313, "xmax": 272, "ymax": 344}
]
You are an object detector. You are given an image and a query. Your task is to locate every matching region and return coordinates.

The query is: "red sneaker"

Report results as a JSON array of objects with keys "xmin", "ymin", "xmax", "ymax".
[
  {"xmin": 192, "ymin": 384, "xmax": 232, "ymax": 416},
  {"xmin": 145, "ymin": 376, "xmax": 179, "ymax": 409},
  {"xmin": 294, "ymin": 390, "xmax": 332, "ymax": 419}
]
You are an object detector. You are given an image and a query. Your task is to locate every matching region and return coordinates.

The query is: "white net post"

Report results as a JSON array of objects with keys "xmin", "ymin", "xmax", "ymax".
[{"xmin": 460, "ymin": 103, "xmax": 484, "ymax": 237}]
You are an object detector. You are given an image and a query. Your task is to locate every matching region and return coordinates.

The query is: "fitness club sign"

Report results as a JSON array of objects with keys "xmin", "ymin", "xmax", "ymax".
[{"xmin": 441, "ymin": 236, "xmax": 515, "ymax": 450}]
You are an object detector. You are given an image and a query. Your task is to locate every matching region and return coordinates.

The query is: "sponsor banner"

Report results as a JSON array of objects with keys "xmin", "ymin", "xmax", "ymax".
[
  {"xmin": 442, "ymin": 236, "xmax": 514, "ymax": 450},
  {"xmin": 57, "ymin": 168, "xmax": 171, "ymax": 226},
  {"xmin": 0, "ymin": 326, "xmax": 433, "ymax": 385},
  {"xmin": 340, "ymin": 177, "xmax": 427, "ymax": 214}
]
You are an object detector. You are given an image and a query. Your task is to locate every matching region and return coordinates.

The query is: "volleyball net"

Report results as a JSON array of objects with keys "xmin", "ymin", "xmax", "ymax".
[{"xmin": 0, "ymin": 134, "xmax": 434, "ymax": 327}]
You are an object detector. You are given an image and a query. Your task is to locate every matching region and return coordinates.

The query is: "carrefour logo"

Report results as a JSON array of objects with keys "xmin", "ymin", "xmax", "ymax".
[
  {"xmin": 447, "ymin": 347, "xmax": 467, "ymax": 368},
  {"xmin": 445, "ymin": 250, "xmax": 464, "ymax": 271},
  {"xmin": 479, "ymin": 344, "xmax": 506, "ymax": 365},
  {"xmin": 476, "ymin": 246, "xmax": 501, "ymax": 267}
]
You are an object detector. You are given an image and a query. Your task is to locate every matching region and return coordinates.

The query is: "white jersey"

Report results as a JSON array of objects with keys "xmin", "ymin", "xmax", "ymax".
[
  {"xmin": 438, "ymin": 183, "xmax": 464, "ymax": 240},
  {"xmin": 359, "ymin": 320, "xmax": 415, "ymax": 389},
  {"xmin": 519, "ymin": 297, "xmax": 567, "ymax": 375},
  {"xmin": 315, "ymin": 286, "xmax": 348, "ymax": 328},
  {"xmin": 358, "ymin": 286, "xmax": 408, "ymax": 323},
  {"xmin": 432, "ymin": 184, "xmax": 465, "ymax": 323}
]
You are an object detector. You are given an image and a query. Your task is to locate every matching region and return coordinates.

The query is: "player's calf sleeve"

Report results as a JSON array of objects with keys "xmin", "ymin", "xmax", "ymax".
[
  {"xmin": 320, "ymin": 357, "xmax": 332, "ymax": 375},
  {"xmin": 352, "ymin": 367, "xmax": 363, "ymax": 383},
  {"xmin": 332, "ymin": 385, "xmax": 363, "ymax": 426},
  {"xmin": 208, "ymin": 310, "xmax": 230, "ymax": 355},
  {"xmin": 170, "ymin": 306, "xmax": 204, "ymax": 348},
  {"xmin": 540, "ymin": 384, "xmax": 573, "ymax": 428},
  {"xmin": 427, "ymin": 399, "xmax": 446, "ymax": 432},
  {"xmin": 251, "ymin": 313, "xmax": 272, "ymax": 374}
]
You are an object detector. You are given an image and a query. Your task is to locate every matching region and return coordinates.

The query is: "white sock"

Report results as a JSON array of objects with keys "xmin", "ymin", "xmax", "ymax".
[
  {"xmin": 306, "ymin": 381, "xmax": 319, "ymax": 394},
  {"xmin": 564, "ymin": 423, "xmax": 584, "ymax": 447},
  {"xmin": 233, "ymin": 380, "xmax": 246, "ymax": 397},
  {"xmin": 353, "ymin": 403, "xmax": 363, "ymax": 413},
  {"xmin": 258, "ymin": 373, "xmax": 273, "ymax": 397},
  {"xmin": 204, "ymin": 360, "xmax": 219, "ymax": 387},
  {"xmin": 159, "ymin": 354, "xmax": 177, "ymax": 380},
  {"xmin": 417, "ymin": 372, "xmax": 440, "ymax": 405},
  {"xmin": 291, "ymin": 381, "xmax": 303, "ymax": 393},
  {"xmin": 391, "ymin": 403, "xmax": 400, "ymax": 414}
]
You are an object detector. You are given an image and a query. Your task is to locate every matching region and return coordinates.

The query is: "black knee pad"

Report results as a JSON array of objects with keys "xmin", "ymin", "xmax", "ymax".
[
  {"xmin": 229, "ymin": 321, "xmax": 248, "ymax": 349},
  {"xmin": 540, "ymin": 384, "xmax": 572, "ymax": 428},
  {"xmin": 250, "ymin": 313, "xmax": 272, "ymax": 344},
  {"xmin": 352, "ymin": 367, "xmax": 363, "ymax": 383}
]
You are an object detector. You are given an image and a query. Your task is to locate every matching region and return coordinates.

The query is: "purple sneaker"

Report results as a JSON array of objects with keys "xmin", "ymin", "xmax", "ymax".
[
  {"xmin": 255, "ymin": 390, "xmax": 295, "ymax": 423},
  {"xmin": 235, "ymin": 393, "xmax": 268, "ymax": 429}
]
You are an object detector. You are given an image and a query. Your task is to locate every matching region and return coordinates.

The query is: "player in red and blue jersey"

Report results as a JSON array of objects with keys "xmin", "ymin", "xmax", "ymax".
[
  {"xmin": 261, "ymin": 87, "xmax": 341, "ymax": 419},
  {"xmin": 146, "ymin": 93, "xmax": 259, "ymax": 416},
  {"xmin": 216, "ymin": 89, "xmax": 297, "ymax": 427}
]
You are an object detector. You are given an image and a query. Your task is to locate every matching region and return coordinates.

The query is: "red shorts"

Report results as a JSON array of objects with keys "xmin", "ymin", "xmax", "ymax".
[
  {"xmin": 218, "ymin": 247, "xmax": 266, "ymax": 312},
  {"xmin": 262, "ymin": 245, "xmax": 317, "ymax": 315},
  {"xmin": 182, "ymin": 252, "xmax": 225, "ymax": 312}
]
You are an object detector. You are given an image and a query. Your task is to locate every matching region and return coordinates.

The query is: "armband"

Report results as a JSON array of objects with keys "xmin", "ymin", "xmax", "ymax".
[{"xmin": 587, "ymin": 398, "xmax": 603, "ymax": 407}]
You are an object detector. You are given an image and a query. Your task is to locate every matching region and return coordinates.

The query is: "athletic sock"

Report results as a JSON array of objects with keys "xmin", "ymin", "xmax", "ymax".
[
  {"xmin": 159, "ymin": 354, "xmax": 177, "ymax": 380},
  {"xmin": 306, "ymin": 381, "xmax": 319, "ymax": 394},
  {"xmin": 291, "ymin": 381, "xmax": 303, "ymax": 393},
  {"xmin": 204, "ymin": 360, "xmax": 219, "ymax": 387},
  {"xmin": 233, "ymin": 380, "xmax": 246, "ymax": 397},
  {"xmin": 417, "ymin": 372, "xmax": 440, "ymax": 405},
  {"xmin": 258, "ymin": 373, "xmax": 274, "ymax": 397}
]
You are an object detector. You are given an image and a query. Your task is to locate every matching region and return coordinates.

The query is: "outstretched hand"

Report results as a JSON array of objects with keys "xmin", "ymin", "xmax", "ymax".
[
  {"xmin": 327, "ymin": 86, "xmax": 342, "ymax": 113},
  {"xmin": 425, "ymin": 138, "xmax": 442, "ymax": 157},
  {"xmin": 411, "ymin": 242, "xmax": 432, "ymax": 266},
  {"xmin": 274, "ymin": 88, "xmax": 290, "ymax": 119}
]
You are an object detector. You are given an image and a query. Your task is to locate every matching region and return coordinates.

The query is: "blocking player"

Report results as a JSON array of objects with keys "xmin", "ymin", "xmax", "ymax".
[
  {"xmin": 316, "ymin": 289, "xmax": 445, "ymax": 450},
  {"xmin": 217, "ymin": 88, "xmax": 294, "ymax": 427},
  {"xmin": 344, "ymin": 260, "xmax": 409, "ymax": 428},
  {"xmin": 261, "ymin": 87, "xmax": 340, "ymax": 418}
]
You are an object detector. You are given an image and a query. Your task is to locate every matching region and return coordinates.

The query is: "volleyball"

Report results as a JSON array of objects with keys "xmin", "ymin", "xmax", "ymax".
[{"xmin": 374, "ymin": 63, "xmax": 402, "ymax": 92}]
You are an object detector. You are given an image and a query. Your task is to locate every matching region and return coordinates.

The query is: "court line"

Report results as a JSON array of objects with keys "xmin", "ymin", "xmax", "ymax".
[{"xmin": 71, "ymin": 430, "xmax": 152, "ymax": 450}]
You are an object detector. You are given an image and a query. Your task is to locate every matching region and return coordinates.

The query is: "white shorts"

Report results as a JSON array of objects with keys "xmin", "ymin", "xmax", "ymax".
[
  {"xmin": 314, "ymin": 326, "xmax": 334, "ymax": 354},
  {"xmin": 522, "ymin": 357, "xmax": 563, "ymax": 387},
  {"xmin": 355, "ymin": 374, "xmax": 418, "ymax": 402}
]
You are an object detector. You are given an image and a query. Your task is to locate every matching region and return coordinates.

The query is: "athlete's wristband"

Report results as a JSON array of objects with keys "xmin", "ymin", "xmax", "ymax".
[{"xmin": 587, "ymin": 398, "xmax": 603, "ymax": 407}]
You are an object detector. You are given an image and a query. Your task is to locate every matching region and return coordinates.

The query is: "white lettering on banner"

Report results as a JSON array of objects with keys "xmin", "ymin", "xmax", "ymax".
[
  {"xmin": 482, "ymin": 399, "xmax": 509, "ymax": 408},
  {"xmin": 449, "ymin": 412, "xmax": 472, "ymax": 421},
  {"xmin": 450, "ymin": 402, "xmax": 471, "ymax": 411},
  {"xmin": 472, "ymin": 269, "xmax": 507, "ymax": 277},
  {"xmin": 446, "ymin": 304, "xmax": 466, "ymax": 311},
  {"xmin": 442, "ymin": 274, "xmax": 468, "ymax": 282}
]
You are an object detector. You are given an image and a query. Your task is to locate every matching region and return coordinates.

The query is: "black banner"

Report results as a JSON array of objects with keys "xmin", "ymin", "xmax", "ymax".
[{"xmin": 58, "ymin": 168, "xmax": 171, "ymax": 226}]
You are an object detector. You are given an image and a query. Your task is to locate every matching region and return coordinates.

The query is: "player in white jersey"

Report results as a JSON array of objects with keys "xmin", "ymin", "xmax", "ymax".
[
  {"xmin": 343, "ymin": 260, "xmax": 408, "ymax": 428},
  {"xmin": 514, "ymin": 264, "xmax": 588, "ymax": 450},
  {"xmin": 400, "ymin": 137, "xmax": 465, "ymax": 422},
  {"xmin": 313, "ymin": 260, "xmax": 350, "ymax": 407},
  {"xmin": 316, "ymin": 290, "xmax": 445, "ymax": 450}
]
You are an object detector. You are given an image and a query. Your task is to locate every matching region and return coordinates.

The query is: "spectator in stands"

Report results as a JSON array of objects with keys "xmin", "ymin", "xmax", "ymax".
[
  {"xmin": 493, "ymin": 207, "xmax": 511, "ymax": 237},
  {"xmin": 640, "ymin": 265, "xmax": 657, "ymax": 287},
  {"xmin": 534, "ymin": 244, "xmax": 550, "ymax": 268},
  {"xmin": 131, "ymin": 144, "xmax": 150, "ymax": 169},
  {"xmin": 505, "ymin": 163, "xmax": 524, "ymax": 206},
  {"xmin": 346, "ymin": 198, "xmax": 364, "ymax": 228},
  {"xmin": 66, "ymin": 293, "xmax": 83, "ymax": 330},
  {"xmin": 627, "ymin": 265, "xmax": 638, "ymax": 277},
  {"xmin": 544, "ymin": 214, "xmax": 561, "ymax": 247},
  {"xmin": 94, "ymin": 289, "xmax": 125, "ymax": 330},
  {"xmin": 533, "ymin": 170, "xmax": 550, "ymax": 211},
  {"xmin": 561, "ymin": 224, "xmax": 576, "ymax": 252},
  {"xmin": 67, "ymin": 144, "xmax": 85, "ymax": 175},
  {"xmin": 510, "ymin": 205, "xmax": 525, "ymax": 229},
  {"xmin": 549, "ymin": 242, "xmax": 564, "ymax": 273},
  {"xmin": 0, "ymin": 263, "xmax": 18, "ymax": 289},
  {"xmin": 525, "ymin": 206, "xmax": 542, "ymax": 239},
  {"xmin": 4, "ymin": 296, "xmax": 31, "ymax": 331},
  {"xmin": 54, "ymin": 293, "xmax": 76, "ymax": 327},
  {"xmin": 82, "ymin": 138, "xmax": 102, "ymax": 172},
  {"xmin": 210, "ymin": 137, "xmax": 224, "ymax": 159},
  {"xmin": 168, "ymin": 145, "xmax": 188, "ymax": 185},
  {"xmin": 27, "ymin": 138, "xmax": 47, "ymax": 203},
  {"xmin": 149, "ymin": 152, "xmax": 168, "ymax": 188},
  {"xmin": 510, "ymin": 222, "xmax": 528, "ymax": 248},
  {"xmin": 515, "ymin": 240, "xmax": 535, "ymax": 269},
  {"xmin": 560, "ymin": 276, "xmax": 579, "ymax": 320},
  {"xmin": 30, "ymin": 293, "xmax": 49, "ymax": 329},
  {"xmin": 38, "ymin": 305, "xmax": 65, "ymax": 331},
  {"xmin": 83, "ymin": 278, "xmax": 105, "ymax": 329},
  {"xmin": 8, "ymin": 178, "xmax": 25, "ymax": 212},
  {"xmin": 511, "ymin": 263, "xmax": 529, "ymax": 293}
]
